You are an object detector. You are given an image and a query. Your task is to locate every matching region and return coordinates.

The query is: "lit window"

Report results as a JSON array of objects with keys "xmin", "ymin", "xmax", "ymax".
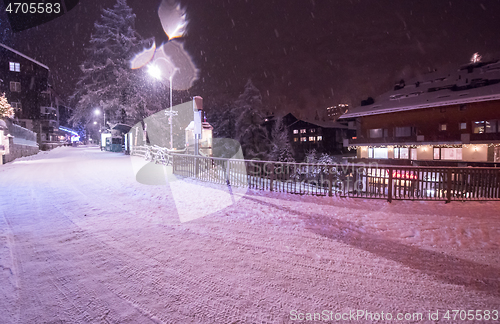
[
  {"xmin": 10, "ymin": 81, "xmax": 21, "ymax": 92},
  {"xmin": 393, "ymin": 147, "xmax": 399, "ymax": 159},
  {"xmin": 317, "ymin": 136, "xmax": 322, "ymax": 141},
  {"xmin": 410, "ymin": 148, "xmax": 417, "ymax": 160},
  {"xmin": 300, "ymin": 137, "xmax": 307, "ymax": 142},
  {"xmin": 300, "ymin": 129, "xmax": 306, "ymax": 134},
  {"xmin": 309, "ymin": 136, "xmax": 315, "ymax": 142},
  {"xmin": 310, "ymin": 128, "xmax": 316, "ymax": 133},
  {"xmin": 373, "ymin": 148, "xmax": 388, "ymax": 159},
  {"xmin": 9, "ymin": 62, "xmax": 20, "ymax": 72},
  {"xmin": 399, "ymin": 147, "xmax": 409, "ymax": 159},
  {"xmin": 439, "ymin": 124, "xmax": 447, "ymax": 131},
  {"xmin": 441, "ymin": 148, "xmax": 462, "ymax": 160},
  {"xmin": 433, "ymin": 147, "xmax": 440, "ymax": 160},
  {"xmin": 293, "ymin": 129, "xmax": 299, "ymax": 134},
  {"xmin": 459, "ymin": 122, "xmax": 467, "ymax": 130},
  {"xmin": 293, "ymin": 137, "xmax": 298, "ymax": 142},
  {"xmin": 473, "ymin": 121, "xmax": 485, "ymax": 134}
]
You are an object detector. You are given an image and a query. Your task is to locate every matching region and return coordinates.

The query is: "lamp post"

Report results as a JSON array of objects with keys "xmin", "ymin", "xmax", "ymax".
[
  {"xmin": 94, "ymin": 108, "xmax": 106, "ymax": 149},
  {"xmin": 94, "ymin": 108, "xmax": 105, "ymax": 128},
  {"xmin": 148, "ymin": 65, "xmax": 178, "ymax": 149}
]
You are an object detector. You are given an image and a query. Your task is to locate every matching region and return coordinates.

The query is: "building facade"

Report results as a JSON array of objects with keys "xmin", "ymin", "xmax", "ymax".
[
  {"xmin": 0, "ymin": 43, "xmax": 60, "ymax": 146},
  {"xmin": 281, "ymin": 113, "xmax": 354, "ymax": 162},
  {"xmin": 341, "ymin": 59, "xmax": 500, "ymax": 165}
]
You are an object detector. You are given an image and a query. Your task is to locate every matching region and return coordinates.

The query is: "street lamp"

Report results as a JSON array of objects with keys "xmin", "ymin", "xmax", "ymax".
[
  {"xmin": 148, "ymin": 64, "xmax": 178, "ymax": 149},
  {"xmin": 94, "ymin": 108, "xmax": 105, "ymax": 128}
]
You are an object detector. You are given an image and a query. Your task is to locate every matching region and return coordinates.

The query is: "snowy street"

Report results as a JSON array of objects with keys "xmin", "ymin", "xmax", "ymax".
[{"xmin": 1, "ymin": 146, "xmax": 499, "ymax": 323}]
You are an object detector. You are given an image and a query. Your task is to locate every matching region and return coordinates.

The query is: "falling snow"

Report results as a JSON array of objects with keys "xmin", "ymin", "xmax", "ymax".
[{"xmin": 1, "ymin": 146, "xmax": 499, "ymax": 323}]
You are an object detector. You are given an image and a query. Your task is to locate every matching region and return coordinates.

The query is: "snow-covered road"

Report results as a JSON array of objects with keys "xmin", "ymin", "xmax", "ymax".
[{"xmin": 0, "ymin": 146, "xmax": 499, "ymax": 323}]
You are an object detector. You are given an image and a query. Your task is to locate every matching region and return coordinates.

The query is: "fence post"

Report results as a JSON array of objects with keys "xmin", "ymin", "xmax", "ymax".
[
  {"xmin": 328, "ymin": 165, "xmax": 333, "ymax": 197},
  {"xmin": 269, "ymin": 163, "xmax": 275, "ymax": 192},
  {"xmin": 387, "ymin": 167, "xmax": 393, "ymax": 203},
  {"xmin": 446, "ymin": 168, "xmax": 452, "ymax": 203},
  {"xmin": 226, "ymin": 159, "xmax": 231, "ymax": 185}
]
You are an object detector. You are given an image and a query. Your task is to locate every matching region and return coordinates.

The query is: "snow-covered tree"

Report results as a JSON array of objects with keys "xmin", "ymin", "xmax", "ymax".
[
  {"xmin": 233, "ymin": 79, "xmax": 270, "ymax": 159},
  {"xmin": 70, "ymin": 0, "xmax": 156, "ymax": 126},
  {"xmin": 0, "ymin": 93, "xmax": 14, "ymax": 118},
  {"xmin": 269, "ymin": 116, "xmax": 295, "ymax": 162},
  {"xmin": 0, "ymin": 9, "xmax": 13, "ymax": 46}
]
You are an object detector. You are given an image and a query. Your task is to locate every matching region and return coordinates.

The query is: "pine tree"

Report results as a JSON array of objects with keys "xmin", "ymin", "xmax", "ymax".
[
  {"xmin": 0, "ymin": 9, "xmax": 13, "ymax": 46},
  {"xmin": 269, "ymin": 116, "xmax": 295, "ymax": 162},
  {"xmin": 70, "ymin": 0, "xmax": 154, "ymax": 126},
  {"xmin": 233, "ymin": 79, "xmax": 270, "ymax": 159},
  {"xmin": 0, "ymin": 93, "xmax": 14, "ymax": 118}
]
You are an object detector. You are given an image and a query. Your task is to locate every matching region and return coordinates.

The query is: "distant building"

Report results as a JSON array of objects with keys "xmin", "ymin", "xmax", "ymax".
[
  {"xmin": 340, "ymin": 58, "xmax": 500, "ymax": 165},
  {"xmin": 0, "ymin": 43, "xmax": 61, "ymax": 147},
  {"xmin": 267, "ymin": 113, "xmax": 355, "ymax": 162},
  {"xmin": 326, "ymin": 103, "xmax": 349, "ymax": 121}
]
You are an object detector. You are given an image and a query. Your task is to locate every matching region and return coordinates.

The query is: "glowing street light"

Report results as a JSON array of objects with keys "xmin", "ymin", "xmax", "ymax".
[
  {"xmin": 148, "ymin": 65, "xmax": 178, "ymax": 149},
  {"xmin": 94, "ymin": 108, "xmax": 106, "ymax": 128}
]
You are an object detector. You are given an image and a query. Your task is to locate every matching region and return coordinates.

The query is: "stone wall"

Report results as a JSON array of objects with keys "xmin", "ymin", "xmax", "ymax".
[{"xmin": 1, "ymin": 136, "xmax": 39, "ymax": 164}]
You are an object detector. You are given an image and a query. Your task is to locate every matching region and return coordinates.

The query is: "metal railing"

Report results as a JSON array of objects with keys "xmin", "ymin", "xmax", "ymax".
[{"xmin": 131, "ymin": 145, "xmax": 500, "ymax": 202}]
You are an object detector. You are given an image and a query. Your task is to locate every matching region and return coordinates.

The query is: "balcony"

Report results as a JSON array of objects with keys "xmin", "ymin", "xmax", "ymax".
[{"xmin": 39, "ymin": 113, "xmax": 57, "ymax": 121}]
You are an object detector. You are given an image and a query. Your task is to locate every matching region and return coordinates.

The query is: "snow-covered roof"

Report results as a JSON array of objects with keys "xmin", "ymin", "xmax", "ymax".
[
  {"xmin": 341, "ymin": 60, "xmax": 500, "ymax": 118},
  {"xmin": 0, "ymin": 43, "xmax": 50, "ymax": 70},
  {"xmin": 285, "ymin": 113, "xmax": 348, "ymax": 129}
]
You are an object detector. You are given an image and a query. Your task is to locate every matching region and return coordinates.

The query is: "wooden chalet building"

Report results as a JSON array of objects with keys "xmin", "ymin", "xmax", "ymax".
[
  {"xmin": 340, "ymin": 58, "xmax": 500, "ymax": 166},
  {"xmin": 265, "ymin": 113, "xmax": 354, "ymax": 162},
  {"xmin": 0, "ymin": 43, "xmax": 60, "ymax": 146}
]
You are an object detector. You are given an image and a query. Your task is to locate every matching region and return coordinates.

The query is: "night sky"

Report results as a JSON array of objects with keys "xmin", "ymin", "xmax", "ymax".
[{"xmin": 4, "ymin": 0, "xmax": 500, "ymax": 119}]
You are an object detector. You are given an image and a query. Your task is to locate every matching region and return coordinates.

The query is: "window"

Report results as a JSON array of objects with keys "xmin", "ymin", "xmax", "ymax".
[
  {"xmin": 300, "ymin": 137, "xmax": 307, "ymax": 142},
  {"xmin": 309, "ymin": 136, "xmax": 315, "ymax": 142},
  {"xmin": 9, "ymin": 62, "xmax": 20, "ymax": 72},
  {"xmin": 394, "ymin": 126, "xmax": 412, "ymax": 137},
  {"xmin": 310, "ymin": 128, "xmax": 316, "ymax": 133},
  {"xmin": 439, "ymin": 124, "xmax": 447, "ymax": 131},
  {"xmin": 495, "ymin": 147, "xmax": 500, "ymax": 163},
  {"xmin": 11, "ymin": 102, "xmax": 21, "ymax": 109},
  {"xmin": 293, "ymin": 129, "xmax": 298, "ymax": 134},
  {"xmin": 441, "ymin": 148, "xmax": 462, "ymax": 160},
  {"xmin": 317, "ymin": 136, "xmax": 322, "ymax": 141},
  {"xmin": 293, "ymin": 137, "xmax": 298, "ymax": 142},
  {"xmin": 473, "ymin": 121, "xmax": 485, "ymax": 134},
  {"xmin": 10, "ymin": 81, "xmax": 21, "ymax": 92},
  {"xmin": 410, "ymin": 148, "xmax": 417, "ymax": 160},
  {"xmin": 433, "ymin": 147, "xmax": 440, "ymax": 160},
  {"xmin": 485, "ymin": 120, "xmax": 498, "ymax": 133},
  {"xmin": 459, "ymin": 104, "xmax": 467, "ymax": 111},
  {"xmin": 368, "ymin": 128, "xmax": 383, "ymax": 138},
  {"xmin": 399, "ymin": 147, "xmax": 409, "ymax": 159},
  {"xmin": 11, "ymin": 102, "xmax": 22, "ymax": 113},
  {"xmin": 373, "ymin": 147, "xmax": 388, "ymax": 159},
  {"xmin": 459, "ymin": 122, "xmax": 467, "ymax": 130},
  {"xmin": 300, "ymin": 129, "xmax": 306, "ymax": 134}
]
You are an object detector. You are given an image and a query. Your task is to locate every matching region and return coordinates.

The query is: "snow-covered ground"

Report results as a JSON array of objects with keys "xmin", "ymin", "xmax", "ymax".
[{"xmin": 0, "ymin": 146, "xmax": 499, "ymax": 323}]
